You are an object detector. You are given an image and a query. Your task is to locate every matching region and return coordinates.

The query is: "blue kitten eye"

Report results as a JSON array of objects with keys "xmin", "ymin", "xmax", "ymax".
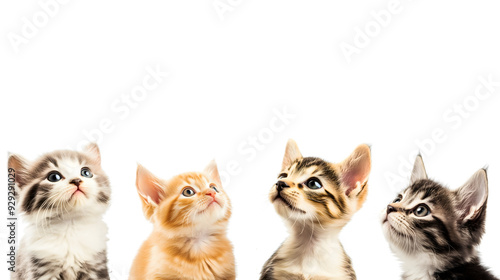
[
  {"xmin": 182, "ymin": 187, "xmax": 196, "ymax": 197},
  {"xmin": 414, "ymin": 204, "xmax": 430, "ymax": 217},
  {"xmin": 278, "ymin": 173, "xmax": 287, "ymax": 179},
  {"xmin": 47, "ymin": 171, "xmax": 62, "ymax": 182},
  {"xmin": 306, "ymin": 177, "xmax": 322, "ymax": 189},
  {"xmin": 210, "ymin": 184, "xmax": 219, "ymax": 193},
  {"xmin": 81, "ymin": 167, "xmax": 93, "ymax": 178},
  {"xmin": 393, "ymin": 197, "xmax": 402, "ymax": 203}
]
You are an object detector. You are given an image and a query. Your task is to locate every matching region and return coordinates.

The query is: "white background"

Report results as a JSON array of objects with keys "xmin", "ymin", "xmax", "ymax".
[{"xmin": 1, "ymin": 1, "xmax": 500, "ymax": 279}]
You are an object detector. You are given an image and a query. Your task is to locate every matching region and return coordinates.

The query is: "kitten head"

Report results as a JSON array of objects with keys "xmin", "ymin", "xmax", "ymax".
[
  {"xmin": 269, "ymin": 139, "xmax": 371, "ymax": 228},
  {"xmin": 8, "ymin": 144, "xmax": 111, "ymax": 221},
  {"xmin": 382, "ymin": 155, "xmax": 488, "ymax": 267},
  {"xmin": 135, "ymin": 160, "xmax": 231, "ymax": 232}
]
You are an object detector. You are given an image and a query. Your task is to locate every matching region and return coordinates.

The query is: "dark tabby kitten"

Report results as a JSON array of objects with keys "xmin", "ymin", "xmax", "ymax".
[
  {"xmin": 8, "ymin": 144, "xmax": 111, "ymax": 280},
  {"xmin": 382, "ymin": 155, "xmax": 498, "ymax": 280},
  {"xmin": 261, "ymin": 139, "xmax": 371, "ymax": 280}
]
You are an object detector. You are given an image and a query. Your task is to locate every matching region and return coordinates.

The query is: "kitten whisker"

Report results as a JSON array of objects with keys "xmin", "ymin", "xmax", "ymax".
[
  {"xmin": 309, "ymin": 217, "xmax": 315, "ymax": 244},
  {"xmin": 300, "ymin": 217, "xmax": 306, "ymax": 235},
  {"xmin": 313, "ymin": 215, "xmax": 326, "ymax": 231}
]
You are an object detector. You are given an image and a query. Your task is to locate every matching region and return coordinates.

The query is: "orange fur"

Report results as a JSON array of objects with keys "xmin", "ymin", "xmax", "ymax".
[{"xmin": 130, "ymin": 161, "xmax": 235, "ymax": 280}]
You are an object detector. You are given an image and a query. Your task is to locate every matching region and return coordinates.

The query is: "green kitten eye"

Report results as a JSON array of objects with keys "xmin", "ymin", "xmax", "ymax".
[
  {"xmin": 182, "ymin": 187, "xmax": 196, "ymax": 197},
  {"xmin": 414, "ymin": 204, "xmax": 430, "ymax": 217},
  {"xmin": 81, "ymin": 167, "xmax": 93, "ymax": 178},
  {"xmin": 47, "ymin": 171, "xmax": 62, "ymax": 182},
  {"xmin": 210, "ymin": 184, "xmax": 219, "ymax": 193},
  {"xmin": 278, "ymin": 173, "xmax": 287, "ymax": 179},
  {"xmin": 306, "ymin": 177, "xmax": 322, "ymax": 189}
]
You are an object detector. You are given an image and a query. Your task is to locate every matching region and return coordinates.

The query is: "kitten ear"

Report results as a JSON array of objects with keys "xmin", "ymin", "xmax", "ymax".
[
  {"xmin": 204, "ymin": 159, "xmax": 222, "ymax": 187},
  {"xmin": 282, "ymin": 139, "xmax": 302, "ymax": 170},
  {"xmin": 8, "ymin": 154, "xmax": 31, "ymax": 188},
  {"xmin": 455, "ymin": 169, "xmax": 488, "ymax": 222},
  {"xmin": 339, "ymin": 144, "xmax": 371, "ymax": 196},
  {"xmin": 410, "ymin": 155, "xmax": 427, "ymax": 184},
  {"xmin": 84, "ymin": 143, "xmax": 101, "ymax": 165},
  {"xmin": 136, "ymin": 164, "xmax": 164, "ymax": 206}
]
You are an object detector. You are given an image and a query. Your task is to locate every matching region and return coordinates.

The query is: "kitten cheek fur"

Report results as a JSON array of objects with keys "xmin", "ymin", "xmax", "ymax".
[
  {"xmin": 9, "ymin": 146, "xmax": 110, "ymax": 218},
  {"xmin": 7, "ymin": 144, "xmax": 111, "ymax": 280},
  {"xmin": 261, "ymin": 139, "xmax": 371, "ymax": 280},
  {"xmin": 382, "ymin": 156, "xmax": 498, "ymax": 280},
  {"xmin": 131, "ymin": 161, "xmax": 236, "ymax": 280}
]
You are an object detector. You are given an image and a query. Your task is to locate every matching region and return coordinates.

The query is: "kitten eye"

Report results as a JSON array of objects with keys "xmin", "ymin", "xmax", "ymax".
[
  {"xmin": 414, "ymin": 204, "xmax": 430, "ymax": 217},
  {"xmin": 81, "ymin": 167, "xmax": 93, "ymax": 178},
  {"xmin": 305, "ymin": 177, "xmax": 322, "ymax": 189},
  {"xmin": 182, "ymin": 187, "xmax": 196, "ymax": 197},
  {"xmin": 47, "ymin": 171, "xmax": 63, "ymax": 182},
  {"xmin": 210, "ymin": 184, "xmax": 219, "ymax": 193},
  {"xmin": 393, "ymin": 197, "xmax": 402, "ymax": 203},
  {"xmin": 278, "ymin": 173, "xmax": 287, "ymax": 179}
]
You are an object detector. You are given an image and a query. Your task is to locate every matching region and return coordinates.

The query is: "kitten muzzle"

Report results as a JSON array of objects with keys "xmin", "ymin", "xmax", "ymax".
[{"xmin": 273, "ymin": 193, "xmax": 306, "ymax": 214}]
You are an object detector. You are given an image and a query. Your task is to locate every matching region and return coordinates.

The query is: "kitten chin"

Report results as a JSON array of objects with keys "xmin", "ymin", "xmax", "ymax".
[
  {"xmin": 8, "ymin": 143, "xmax": 111, "ymax": 280},
  {"xmin": 130, "ymin": 160, "xmax": 236, "ymax": 280},
  {"xmin": 382, "ymin": 155, "xmax": 499, "ymax": 280},
  {"xmin": 261, "ymin": 139, "xmax": 371, "ymax": 280}
]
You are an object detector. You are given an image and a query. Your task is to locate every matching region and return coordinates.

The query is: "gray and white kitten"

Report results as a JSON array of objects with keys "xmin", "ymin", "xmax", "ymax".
[
  {"xmin": 261, "ymin": 139, "xmax": 372, "ymax": 280},
  {"xmin": 8, "ymin": 144, "xmax": 111, "ymax": 280},
  {"xmin": 382, "ymin": 155, "xmax": 498, "ymax": 280}
]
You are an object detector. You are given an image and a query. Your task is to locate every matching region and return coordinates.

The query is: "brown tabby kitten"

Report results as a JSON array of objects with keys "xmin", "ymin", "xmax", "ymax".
[
  {"xmin": 129, "ymin": 160, "xmax": 235, "ymax": 280},
  {"xmin": 382, "ymin": 155, "xmax": 499, "ymax": 280},
  {"xmin": 261, "ymin": 139, "xmax": 372, "ymax": 280},
  {"xmin": 8, "ymin": 144, "xmax": 111, "ymax": 280}
]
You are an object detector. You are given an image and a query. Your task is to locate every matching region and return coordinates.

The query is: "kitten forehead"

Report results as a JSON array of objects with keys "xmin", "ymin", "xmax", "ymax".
[
  {"xmin": 403, "ymin": 179, "xmax": 451, "ymax": 205},
  {"xmin": 169, "ymin": 172, "xmax": 211, "ymax": 190},
  {"xmin": 28, "ymin": 151, "xmax": 95, "ymax": 178},
  {"xmin": 286, "ymin": 157, "xmax": 340, "ymax": 185}
]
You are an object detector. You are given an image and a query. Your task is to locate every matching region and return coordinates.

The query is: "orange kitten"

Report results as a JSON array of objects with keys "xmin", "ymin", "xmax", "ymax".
[{"xmin": 129, "ymin": 160, "xmax": 235, "ymax": 280}]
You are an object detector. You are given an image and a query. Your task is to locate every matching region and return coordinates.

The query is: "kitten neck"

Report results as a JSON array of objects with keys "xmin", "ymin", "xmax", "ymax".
[
  {"xmin": 23, "ymin": 207, "xmax": 105, "ymax": 227},
  {"xmin": 154, "ymin": 223, "xmax": 230, "ymax": 259},
  {"xmin": 398, "ymin": 248, "xmax": 478, "ymax": 280},
  {"xmin": 288, "ymin": 220, "xmax": 342, "ymax": 248},
  {"xmin": 157, "ymin": 221, "xmax": 228, "ymax": 240}
]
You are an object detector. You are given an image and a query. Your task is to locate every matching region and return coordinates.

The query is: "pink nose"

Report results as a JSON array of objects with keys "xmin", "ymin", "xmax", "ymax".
[{"xmin": 206, "ymin": 189, "xmax": 216, "ymax": 198}]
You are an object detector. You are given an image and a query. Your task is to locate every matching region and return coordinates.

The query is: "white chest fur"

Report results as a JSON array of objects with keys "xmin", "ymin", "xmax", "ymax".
[
  {"xmin": 22, "ymin": 216, "xmax": 108, "ymax": 268},
  {"xmin": 397, "ymin": 250, "xmax": 441, "ymax": 280},
  {"xmin": 276, "ymin": 230, "xmax": 350, "ymax": 279}
]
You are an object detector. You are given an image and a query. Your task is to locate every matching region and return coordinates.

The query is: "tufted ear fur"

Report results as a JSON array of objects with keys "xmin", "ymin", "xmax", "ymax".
[
  {"xmin": 282, "ymin": 139, "xmax": 302, "ymax": 170},
  {"xmin": 455, "ymin": 169, "xmax": 488, "ymax": 223},
  {"xmin": 84, "ymin": 143, "xmax": 101, "ymax": 166},
  {"xmin": 410, "ymin": 155, "xmax": 428, "ymax": 184},
  {"xmin": 339, "ymin": 144, "xmax": 371, "ymax": 196},
  {"xmin": 204, "ymin": 160, "xmax": 222, "ymax": 187},
  {"xmin": 136, "ymin": 164, "xmax": 165, "ymax": 219},
  {"xmin": 8, "ymin": 154, "xmax": 31, "ymax": 188}
]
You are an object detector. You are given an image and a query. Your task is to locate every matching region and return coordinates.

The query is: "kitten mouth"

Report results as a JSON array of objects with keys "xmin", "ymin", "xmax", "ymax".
[
  {"xmin": 274, "ymin": 194, "xmax": 306, "ymax": 214},
  {"xmin": 382, "ymin": 215, "xmax": 388, "ymax": 223},
  {"xmin": 199, "ymin": 199, "xmax": 221, "ymax": 213},
  {"xmin": 385, "ymin": 222, "xmax": 407, "ymax": 238},
  {"xmin": 70, "ymin": 188, "xmax": 86, "ymax": 200}
]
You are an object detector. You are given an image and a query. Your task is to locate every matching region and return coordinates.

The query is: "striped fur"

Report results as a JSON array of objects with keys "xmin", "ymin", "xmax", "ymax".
[
  {"xmin": 129, "ymin": 160, "xmax": 235, "ymax": 280},
  {"xmin": 8, "ymin": 144, "xmax": 111, "ymax": 280},
  {"xmin": 261, "ymin": 139, "xmax": 371, "ymax": 280},
  {"xmin": 382, "ymin": 155, "xmax": 498, "ymax": 280}
]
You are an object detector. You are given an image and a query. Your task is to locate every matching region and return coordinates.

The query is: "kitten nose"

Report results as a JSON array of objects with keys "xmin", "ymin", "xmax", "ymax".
[
  {"xmin": 276, "ymin": 181, "xmax": 289, "ymax": 192},
  {"xmin": 206, "ymin": 189, "xmax": 216, "ymax": 198},
  {"xmin": 387, "ymin": 205, "xmax": 397, "ymax": 214},
  {"xmin": 70, "ymin": 178, "xmax": 82, "ymax": 187}
]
